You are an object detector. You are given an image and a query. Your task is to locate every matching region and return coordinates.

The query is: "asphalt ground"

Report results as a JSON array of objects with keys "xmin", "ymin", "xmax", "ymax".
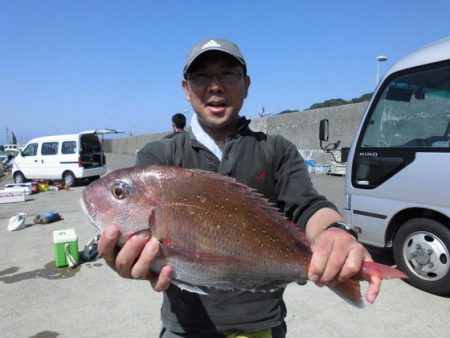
[{"xmin": 0, "ymin": 153, "xmax": 449, "ymax": 338}]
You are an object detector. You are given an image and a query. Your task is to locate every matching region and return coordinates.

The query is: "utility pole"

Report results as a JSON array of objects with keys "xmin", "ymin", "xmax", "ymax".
[{"xmin": 376, "ymin": 55, "xmax": 388, "ymax": 84}]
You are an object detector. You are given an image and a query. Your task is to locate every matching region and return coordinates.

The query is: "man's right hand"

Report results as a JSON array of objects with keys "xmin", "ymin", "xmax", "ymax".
[{"xmin": 98, "ymin": 224, "xmax": 173, "ymax": 292}]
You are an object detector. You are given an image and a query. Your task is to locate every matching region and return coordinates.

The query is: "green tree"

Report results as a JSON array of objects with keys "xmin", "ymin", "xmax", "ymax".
[{"xmin": 306, "ymin": 92, "xmax": 373, "ymax": 110}]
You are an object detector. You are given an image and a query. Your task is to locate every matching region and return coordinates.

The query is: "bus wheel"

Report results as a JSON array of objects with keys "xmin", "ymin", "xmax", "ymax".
[{"xmin": 393, "ymin": 218, "xmax": 450, "ymax": 295}]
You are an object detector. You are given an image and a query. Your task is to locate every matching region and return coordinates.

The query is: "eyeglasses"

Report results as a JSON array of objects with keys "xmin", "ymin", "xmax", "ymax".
[{"xmin": 187, "ymin": 69, "xmax": 244, "ymax": 86}]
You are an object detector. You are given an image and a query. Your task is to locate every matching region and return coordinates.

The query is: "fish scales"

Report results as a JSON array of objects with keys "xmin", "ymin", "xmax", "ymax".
[
  {"xmin": 151, "ymin": 167, "xmax": 310, "ymax": 287},
  {"xmin": 81, "ymin": 165, "xmax": 408, "ymax": 307}
]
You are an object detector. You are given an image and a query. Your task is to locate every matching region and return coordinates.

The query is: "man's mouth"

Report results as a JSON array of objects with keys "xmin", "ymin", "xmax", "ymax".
[
  {"xmin": 207, "ymin": 100, "xmax": 227, "ymax": 108},
  {"xmin": 206, "ymin": 99, "xmax": 228, "ymax": 115}
]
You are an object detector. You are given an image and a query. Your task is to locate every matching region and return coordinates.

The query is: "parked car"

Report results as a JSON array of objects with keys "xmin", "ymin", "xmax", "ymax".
[
  {"xmin": 0, "ymin": 152, "xmax": 9, "ymax": 162},
  {"xmin": 0, "ymin": 152, "xmax": 14, "ymax": 171},
  {"xmin": 4, "ymin": 144, "xmax": 20, "ymax": 156},
  {"xmin": 12, "ymin": 132, "xmax": 107, "ymax": 186}
]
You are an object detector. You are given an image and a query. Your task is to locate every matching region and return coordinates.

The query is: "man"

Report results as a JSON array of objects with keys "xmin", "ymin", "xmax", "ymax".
[
  {"xmin": 164, "ymin": 113, "xmax": 187, "ymax": 139},
  {"xmin": 99, "ymin": 38, "xmax": 381, "ymax": 338}
]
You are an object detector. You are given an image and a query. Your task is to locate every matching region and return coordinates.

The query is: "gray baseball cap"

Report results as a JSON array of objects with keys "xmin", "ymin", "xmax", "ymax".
[{"xmin": 183, "ymin": 38, "xmax": 246, "ymax": 78}]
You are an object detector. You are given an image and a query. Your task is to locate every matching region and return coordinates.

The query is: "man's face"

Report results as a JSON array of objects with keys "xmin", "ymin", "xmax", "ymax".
[{"xmin": 182, "ymin": 51, "xmax": 250, "ymax": 131}]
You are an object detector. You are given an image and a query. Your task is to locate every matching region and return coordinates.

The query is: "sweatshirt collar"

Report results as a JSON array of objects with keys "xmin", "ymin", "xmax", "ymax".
[{"xmin": 190, "ymin": 114, "xmax": 251, "ymax": 161}]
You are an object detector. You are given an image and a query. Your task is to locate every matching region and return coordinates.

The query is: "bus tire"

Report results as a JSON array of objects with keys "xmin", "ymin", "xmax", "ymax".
[{"xmin": 393, "ymin": 218, "xmax": 450, "ymax": 295}]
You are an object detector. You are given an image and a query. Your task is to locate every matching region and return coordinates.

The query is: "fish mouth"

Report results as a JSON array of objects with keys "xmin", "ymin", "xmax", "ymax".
[
  {"xmin": 79, "ymin": 196, "xmax": 102, "ymax": 234},
  {"xmin": 79, "ymin": 193, "xmax": 151, "ymax": 242}
]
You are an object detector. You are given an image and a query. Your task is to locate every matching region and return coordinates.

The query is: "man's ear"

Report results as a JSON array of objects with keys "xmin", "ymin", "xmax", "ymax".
[
  {"xmin": 182, "ymin": 80, "xmax": 191, "ymax": 101},
  {"xmin": 244, "ymin": 75, "xmax": 251, "ymax": 98}
]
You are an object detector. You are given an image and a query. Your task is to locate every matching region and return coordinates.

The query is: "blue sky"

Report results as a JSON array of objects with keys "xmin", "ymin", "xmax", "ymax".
[{"xmin": 1, "ymin": 1, "xmax": 449, "ymax": 144}]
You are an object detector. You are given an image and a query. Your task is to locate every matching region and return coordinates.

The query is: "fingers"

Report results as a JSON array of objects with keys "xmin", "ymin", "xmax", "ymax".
[
  {"xmin": 130, "ymin": 237, "xmax": 160, "ymax": 278},
  {"xmin": 335, "ymin": 245, "xmax": 366, "ymax": 282},
  {"xmin": 150, "ymin": 266, "xmax": 173, "ymax": 292},
  {"xmin": 98, "ymin": 224, "xmax": 121, "ymax": 270},
  {"xmin": 366, "ymin": 273, "xmax": 381, "ymax": 304},
  {"xmin": 97, "ymin": 225, "xmax": 173, "ymax": 292},
  {"xmin": 308, "ymin": 228, "xmax": 366, "ymax": 285},
  {"xmin": 132, "ymin": 238, "xmax": 173, "ymax": 291},
  {"xmin": 308, "ymin": 232, "xmax": 334, "ymax": 283},
  {"xmin": 115, "ymin": 230, "xmax": 151, "ymax": 278}
]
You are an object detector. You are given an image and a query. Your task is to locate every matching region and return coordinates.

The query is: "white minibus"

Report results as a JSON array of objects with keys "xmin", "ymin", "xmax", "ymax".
[{"xmin": 321, "ymin": 37, "xmax": 450, "ymax": 295}]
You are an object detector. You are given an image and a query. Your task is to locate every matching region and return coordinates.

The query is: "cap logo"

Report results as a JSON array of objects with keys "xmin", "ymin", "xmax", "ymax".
[{"xmin": 201, "ymin": 39, "xmax": 221, "ymax": 50}]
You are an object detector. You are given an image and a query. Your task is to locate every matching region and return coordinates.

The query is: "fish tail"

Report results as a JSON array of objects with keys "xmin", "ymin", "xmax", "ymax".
[
  {"xmin": 327, "ymin": 261, "xmax": 407, "ymax": 308},
  {"xmin": 328, "ymin": 279, "xmax": 364, "ymax": 308},
  {"xmin": 360, "ymin": 261, "xmax": 408, "ymax": 280}
]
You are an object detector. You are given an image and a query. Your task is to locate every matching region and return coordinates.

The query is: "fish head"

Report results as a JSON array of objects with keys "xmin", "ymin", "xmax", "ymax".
[{"xmin": 80, "ymin": 167, "xmax": 161, "ymax": 243}]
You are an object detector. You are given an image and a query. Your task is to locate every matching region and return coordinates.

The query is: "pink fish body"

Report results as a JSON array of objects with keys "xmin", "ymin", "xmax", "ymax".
[{"xmin": 81, "ymin": 165, "xmax": 406, "ymax": 307}]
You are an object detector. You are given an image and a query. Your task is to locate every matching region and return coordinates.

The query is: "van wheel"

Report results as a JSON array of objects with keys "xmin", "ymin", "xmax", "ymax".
[
  {"xmin": 14, "ymin": 172, "xmax": 27, "ymax": 184},
  {"xmin": 63, "ymin": 171, "xmax": 76, "ymax": 187},
  {"xmin": 393, "ymin": 218, "xmax": 450, "ymax": 295}
]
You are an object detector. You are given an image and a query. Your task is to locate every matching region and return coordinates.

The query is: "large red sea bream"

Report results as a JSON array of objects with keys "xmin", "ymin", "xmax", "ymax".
[{"xmin": 81, "ymin": 165, "xmax": 406, "ymax": 307}]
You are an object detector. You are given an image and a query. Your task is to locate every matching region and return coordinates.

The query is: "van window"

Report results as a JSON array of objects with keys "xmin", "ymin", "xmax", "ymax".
[
  {"xmin": 22, "ymin": 143, "xmax": 38, "ymax": 156},
  {"xmin": 62, "ymin": 141, "xmax": 77, "ymax": 154},
  {"xmin": 41, "ymin": 142, "xmax": 59, "ymax": 155},
  {"xmin": 80, "ymin": 134, "xmax": 102, "ymax": 153}
]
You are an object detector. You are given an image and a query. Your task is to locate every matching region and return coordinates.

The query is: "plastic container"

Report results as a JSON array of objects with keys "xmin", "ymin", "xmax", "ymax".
[
  {"xmin": 314, "ymin": 164, "xmax": 331, "ymax": 174},
  {"xmin": 4, "ymin": 183, "xmax": 32, "ymax": 195},
  {"xmin": 305, "ymin": 159, "xmax": 315, "ymax": 173},
  {"xmin": 0, "ymin": 189, "xmax": 26, "ymax": 203},
  {"xmin": 53, "ymin": 229, "xmax": 79, "ymax": 268},
  {"xmin": 37, "ymin": 181, "xmax": 49, "ymax": 192}
]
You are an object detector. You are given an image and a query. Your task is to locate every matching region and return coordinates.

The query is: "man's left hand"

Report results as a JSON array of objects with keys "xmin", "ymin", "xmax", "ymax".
[{"xmin": 308, "ymin": 227, "xmax": 381, "ymax": 304}]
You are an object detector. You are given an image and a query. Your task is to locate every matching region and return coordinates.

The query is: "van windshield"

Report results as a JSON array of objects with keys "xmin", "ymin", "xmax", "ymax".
[{"xmin": 22, "ymin": 143, "xmax": 38, "ymax": 156}]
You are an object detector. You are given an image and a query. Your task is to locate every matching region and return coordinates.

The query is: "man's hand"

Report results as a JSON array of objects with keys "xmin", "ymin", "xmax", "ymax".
[
  {"xmin": 98, "ymin": 224, "xmax": 173, "ymax": 292},
  {"xmin": 308, "ymin": 227, "xmax": 381, "ymax": 304}
]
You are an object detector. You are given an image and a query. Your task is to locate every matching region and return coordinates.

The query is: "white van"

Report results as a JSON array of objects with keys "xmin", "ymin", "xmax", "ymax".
[{"xmin": 12, "ymin": 132, "xmax": 107, "ymax": 186}]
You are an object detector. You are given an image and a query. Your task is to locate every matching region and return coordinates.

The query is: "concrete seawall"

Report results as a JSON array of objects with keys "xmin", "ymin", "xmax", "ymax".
[{"xmin": 103, "ymin": 101, "xmax": 367, "ymax": 164}]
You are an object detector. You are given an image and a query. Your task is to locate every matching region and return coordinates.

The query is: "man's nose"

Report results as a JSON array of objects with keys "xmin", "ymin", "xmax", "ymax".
[{"xmin": 207, "ymin": 75, "xmax": 224, "ymax": 90}]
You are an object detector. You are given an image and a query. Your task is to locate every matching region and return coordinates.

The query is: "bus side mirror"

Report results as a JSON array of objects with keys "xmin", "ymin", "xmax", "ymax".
[{"xmin": 319, "ymin": 119, "xmax": 329, "ymax": 142}]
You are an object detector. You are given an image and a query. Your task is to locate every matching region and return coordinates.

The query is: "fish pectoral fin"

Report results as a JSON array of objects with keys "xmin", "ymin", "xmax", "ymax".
[
  {"xmin": 159, "ymin": 241, "xmax": 239, "ymax": 265},
  {"xmin": 171, "ymin": 280, "xmax": 208, "ymax": 295},
  {"xmin": 254, "ymin": 280, "xmax": 288, "ymax": 292}
]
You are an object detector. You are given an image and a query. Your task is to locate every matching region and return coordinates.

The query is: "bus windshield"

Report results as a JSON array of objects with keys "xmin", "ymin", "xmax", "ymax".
[{"xmin": 360, "ymin": 63, "xmax": 450, "ymax": 149}]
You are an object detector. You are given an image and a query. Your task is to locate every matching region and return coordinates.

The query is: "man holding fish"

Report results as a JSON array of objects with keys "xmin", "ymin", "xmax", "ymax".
[{"xmin": 94, "ymin": 38, "xmax": 390, "ymax": 338}]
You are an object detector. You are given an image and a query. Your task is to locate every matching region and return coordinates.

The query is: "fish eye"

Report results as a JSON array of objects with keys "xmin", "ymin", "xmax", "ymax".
[{"xmin": 111, "ymin": 181, "xmax": 131, "ymax": 200}]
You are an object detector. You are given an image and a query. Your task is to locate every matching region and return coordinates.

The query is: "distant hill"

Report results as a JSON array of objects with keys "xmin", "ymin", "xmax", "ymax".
[
  {"xmin": 277, "ymin": 92, "xmax": 372, "ymax": 115},
  {"xmin": 306, "ymin": 92, "xmax": 372, "ymax": 110}
]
